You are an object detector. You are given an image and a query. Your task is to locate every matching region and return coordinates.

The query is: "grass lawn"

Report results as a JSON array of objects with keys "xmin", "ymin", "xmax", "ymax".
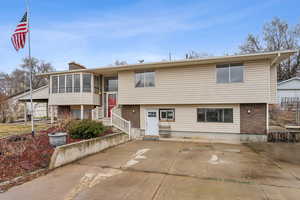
[{"xmin": 0, "ymin": 122, "xmax": 51, "ymax": 138}]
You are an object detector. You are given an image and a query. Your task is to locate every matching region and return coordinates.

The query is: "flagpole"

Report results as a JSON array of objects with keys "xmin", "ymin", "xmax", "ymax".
[{"xmin": 26, "ymin": 0, "xmax": 34, "ymax": 137}]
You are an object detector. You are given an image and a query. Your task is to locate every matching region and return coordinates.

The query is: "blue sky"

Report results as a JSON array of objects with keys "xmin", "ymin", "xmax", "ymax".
[{"xmin": 0, "ymin": 0, "xmax": 299, "ymax": 73}]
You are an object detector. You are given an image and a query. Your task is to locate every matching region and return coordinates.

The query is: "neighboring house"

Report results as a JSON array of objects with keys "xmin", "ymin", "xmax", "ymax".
[
  {"xmin": 8, "ymin": 85, "xmax": 56, "ymax": 121},
  {"xmin": 277, "ymin": 77, "xmax": 300, "ymax": 105},
  {"xmin": 41, "ymin": 50, "xmax": 296, "ymax": 141}
]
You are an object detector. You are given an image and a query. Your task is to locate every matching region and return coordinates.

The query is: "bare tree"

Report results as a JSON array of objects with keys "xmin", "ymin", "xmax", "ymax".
[
  {"xmin": 1, "ymin": 57, "xmax": 55, "ymax": 96},
  {"xmin": 114, "ymin": 60, "xmax": 128, "ymax": 66},
  {"xmin": 0, "ymin": 93, "xmax": 9, "ymax": 123},
  {"xmin": 239, "ymin": 17, "xmax": 300, "ymax": 81},
  {"xmin": 185, "ymin": 51, "xmax": 212, "ymax": 59},
  {"xmin": 20, "ymin": 57, "xmax": 55, "ymax": 89}
]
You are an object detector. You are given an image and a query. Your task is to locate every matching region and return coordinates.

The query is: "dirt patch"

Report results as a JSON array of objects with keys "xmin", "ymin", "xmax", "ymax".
[{"xmin": 246, "ymin": 143, "xmax": 300, "ymax": 165}]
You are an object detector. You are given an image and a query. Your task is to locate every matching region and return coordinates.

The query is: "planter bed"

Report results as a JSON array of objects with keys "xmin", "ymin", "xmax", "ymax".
[{"xmin": 0, "ymin": 127, "xmax": 114, "ymax": 192}]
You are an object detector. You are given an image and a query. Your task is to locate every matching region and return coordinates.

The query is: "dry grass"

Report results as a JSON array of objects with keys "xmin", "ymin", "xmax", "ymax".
[{"xmin": 0, "ymin": 122, "xmax": 51, "ymax": 138}]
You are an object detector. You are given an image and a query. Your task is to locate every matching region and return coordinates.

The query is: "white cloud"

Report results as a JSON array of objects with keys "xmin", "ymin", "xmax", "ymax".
[{"xmin": 0, "ymin": 0, "xmax": 283, "ymax": 73}]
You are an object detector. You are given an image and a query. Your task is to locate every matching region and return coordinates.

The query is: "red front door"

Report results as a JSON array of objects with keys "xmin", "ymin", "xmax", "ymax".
[{"xmin": 108, "ymin": 93, "xmax": 117, "ymax": 117}]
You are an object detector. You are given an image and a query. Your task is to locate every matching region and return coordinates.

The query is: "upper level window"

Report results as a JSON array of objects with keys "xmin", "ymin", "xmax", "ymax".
[
  {"xmin": 197, "ymin": 108, "xmax": 233, "ymax": 123},
  {"xmin": 104, "ymin": 77, "xmax": 118, "ymax": 92},
  {"xmin": 66, "ymin": 75, "xmax": 73, "ymax": 93},
  {"xmin": 59, "ymin": 75, "xmax": 65, "ymax": 93},
  {"xmin": 135, "ymin": 71, "xmax": 155, "ymax": 87},
  {"xmin": 83, "ymin": 74, "xmax": 92, "ymax": 92},
  {"xmin": 159, "ymin": 109, "xmax": 175, "ymax": 121},
  {"xmin": 74, "ymin": 74, "xmax": 81, "ymax": 93},
  {"xmin": 52, "ymin": 76, "xmax": 58, "ymax": 93},
  {"xmin": 216, "ymin": 63, "xmax": 243, "ymax": 83}
]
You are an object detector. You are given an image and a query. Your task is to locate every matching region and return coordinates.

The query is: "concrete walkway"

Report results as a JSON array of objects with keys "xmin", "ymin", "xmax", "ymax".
[{"xmin": 1, "ymin": 140, "xmax": 300, "ymax": 200}]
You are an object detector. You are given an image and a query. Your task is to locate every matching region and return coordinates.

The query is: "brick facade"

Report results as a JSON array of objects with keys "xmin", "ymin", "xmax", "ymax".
[
  {"xmin": 121, "ymin": 105, "xmax": 140, "ymax": 128},
  {"xmin": 240, "ymin": 103, "xmax": 267, "ymax": 134}
]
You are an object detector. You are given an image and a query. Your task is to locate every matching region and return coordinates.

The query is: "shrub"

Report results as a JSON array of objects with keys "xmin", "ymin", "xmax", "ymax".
[{"xmin": 67, "ymin": 120, "xmax": 106, "ymax": 139}]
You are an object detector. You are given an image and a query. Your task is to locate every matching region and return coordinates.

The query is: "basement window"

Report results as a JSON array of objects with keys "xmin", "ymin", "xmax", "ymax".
[
  {"xmin": 159, "ymin": 109, "xmax": 175, "ymax": 122},
  {"xmin": 197, "ymin": 108, "xmax": 233, "ymax": 123}
]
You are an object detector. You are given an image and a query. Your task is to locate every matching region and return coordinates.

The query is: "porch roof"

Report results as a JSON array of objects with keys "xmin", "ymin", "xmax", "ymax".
[{"xmin": 39, "ymin": 50, "xmax": 297, "ymax": 77}]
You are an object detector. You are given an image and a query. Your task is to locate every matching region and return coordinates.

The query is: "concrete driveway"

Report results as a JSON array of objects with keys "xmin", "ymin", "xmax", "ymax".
[{"xmin": 1, "ymin": 140, "xmax": 300, "ymax": 200}]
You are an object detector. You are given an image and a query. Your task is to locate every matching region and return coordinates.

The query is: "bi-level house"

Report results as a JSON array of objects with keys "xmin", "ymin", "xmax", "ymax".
[{"xmin": 41, "ymin": 50, "xmax": 296, "ymax": 142}]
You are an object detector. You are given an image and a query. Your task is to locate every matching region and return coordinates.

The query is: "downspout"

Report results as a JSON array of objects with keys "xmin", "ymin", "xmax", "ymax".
[{"xmin": 268, "ymin": 53, "xmax": 281, "ymax": 133}]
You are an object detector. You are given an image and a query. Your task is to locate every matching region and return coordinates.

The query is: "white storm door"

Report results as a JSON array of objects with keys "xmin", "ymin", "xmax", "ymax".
[{"xmin": 145, "ymin": 109, "xmax": 159, "ymax": 136}]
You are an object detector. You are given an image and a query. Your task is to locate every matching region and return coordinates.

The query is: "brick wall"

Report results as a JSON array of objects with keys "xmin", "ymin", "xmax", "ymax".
[
  {"xmin": 240, "ymin": 103, "xmax": 267, "ymax": 134},
  {"xmin": 121, "ymin": 105, "xmax": 140, "ymax": 128}
]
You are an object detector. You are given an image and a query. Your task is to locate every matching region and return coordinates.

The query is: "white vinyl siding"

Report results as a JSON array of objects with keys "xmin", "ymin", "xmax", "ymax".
[
  {"xmin": 140, "ymin": 104, "xmax": 240, "ymax": 133},
  {"xmin": 118, "ymin": 60, "xmax": 272, "ymax": 105}
]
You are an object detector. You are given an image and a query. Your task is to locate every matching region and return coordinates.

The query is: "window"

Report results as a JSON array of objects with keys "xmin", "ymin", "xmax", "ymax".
[
  {"xmin": 148, "ymin": 112, "xmax": 157, "ymax": 117},
  {"xmin": 59, "ymin": 75, "xmax": 65, "ymax": 93},
  {"xmin": 104, "ymin": 77, "xmax": 118, "ymax": 91},
  {"xmin": 159, "ymin": 109, "xmax": 175, "ymax": 121},
  {"xmin": 135, "ymin": 71, "xmax": 155, "ymax": 87},
  {"xmin": 74, "ymin": 74, "xmax": 81, "ymax": 92},
  {"xmin": 197, "ymin": 108, "xmax": 233, "ymax": 123},
  {"xmin": 71, "ymin": 109, "xmax": 81, "ymax": 120},
  {"xmin": 83, "ymin": 108, "xmax": 92, "ymax": 119},
  {"xmin": 216, "ymin": 63, "xmax": 243, "ymax": 83},
  {"xmin": 52, "ymin": 76, "xmax": 58, "ymax": 93},
  {"xmin": 94, "ymin": 75, "xmax": 100, "ymax": 94},
  {"xmin": 66, "ymin": 75, "xmax": 73, "ymax": 93},
  {"xmin": 83, "ymin": 74, "xmax": 92, "ymax": 92}
]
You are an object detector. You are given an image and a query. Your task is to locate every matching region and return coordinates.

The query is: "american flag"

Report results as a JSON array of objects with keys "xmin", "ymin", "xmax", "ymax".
[{"xmin": 11, "ymin": 12, "xmax": 28, "ymax": 51}]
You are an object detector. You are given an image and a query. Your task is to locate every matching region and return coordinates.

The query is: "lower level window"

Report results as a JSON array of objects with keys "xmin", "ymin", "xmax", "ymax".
[
  {"xmin": 197, "ymin": 108, "xmax": 233, "ymax": 123},
  {"xmin": 159, "ymin": 109, "xmax": 175, "ymax": 121},
  {"xmin": 71, "ymin": 109, "xmax": 81, "ymax": 120}
]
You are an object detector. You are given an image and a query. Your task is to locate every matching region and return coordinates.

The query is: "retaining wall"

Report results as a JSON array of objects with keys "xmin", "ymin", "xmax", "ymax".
[{"xmin": 49, "ymin": 133, "xmax": 129, "ymax": 169}]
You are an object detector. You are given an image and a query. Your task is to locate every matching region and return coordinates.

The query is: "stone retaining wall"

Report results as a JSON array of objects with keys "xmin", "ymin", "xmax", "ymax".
[{"xmin": 49, "ymin": 133, "xmax": 129, "ymax": 169}]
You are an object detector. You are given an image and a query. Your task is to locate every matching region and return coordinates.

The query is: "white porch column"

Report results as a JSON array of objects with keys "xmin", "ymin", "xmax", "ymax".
[
  {"xmin": 81, "ymin": 105, "xmax": 84, "ymax": 120},
  {"xmin": 24, "ymin": 102, "xmax": 27, "ymax": 124},
  {"xmin": 50, "ymin": 105, "xmax": 54, "ymax": 124}
]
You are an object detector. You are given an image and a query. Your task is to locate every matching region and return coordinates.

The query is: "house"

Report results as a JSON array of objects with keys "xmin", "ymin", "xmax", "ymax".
[
  {"xmin": 7, "ymin": 85, "xmax": 56, "ymax": 122},
  {"xmin": 277, "ymin": 77, "xmax": 300, "ymax": 106},
  {"xmin": 40, "ymin": 50, "xmax": 296, "ymax": 142}
]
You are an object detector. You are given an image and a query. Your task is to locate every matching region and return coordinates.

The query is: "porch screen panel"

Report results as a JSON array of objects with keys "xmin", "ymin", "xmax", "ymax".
[
  {"xmin": 59, "ymin": 75, "xmax": 65, "ymax": 93},
  {"xmin": 66, "ymin": 75, "xmax": 73, "ymax": 93},
  {"xmin": 74, "ymin": 74, "xmax": 81, "ymax": 93},
  {"xmin": 83, "ymin": 74, "xmax": 92, "ymax": 92},
  {"xmin": 52, "ymin": 76, "xmax": 58, "ymax": 93}
]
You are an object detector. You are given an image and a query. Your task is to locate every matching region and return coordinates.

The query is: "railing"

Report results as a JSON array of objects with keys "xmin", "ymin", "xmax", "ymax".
[{"xmin": 111, "ymin": 107, "xmax": 131, "ymax": 138}]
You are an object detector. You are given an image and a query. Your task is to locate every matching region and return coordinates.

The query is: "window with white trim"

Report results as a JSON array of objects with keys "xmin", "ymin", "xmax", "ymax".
[
  {"xmin": 59, "ymin": 75, "xmax": 65, "ymax": 93},
  {"xmin": 159, "ymin": 108, "xmax": 175, "ymax": 121},
  {"xmin": 83, "ymin": 74, "xmax": 92, "ymax": 92},
  {"xmin": 216, "ymin": 63, "xmax": 244, "ymax": 83},
  {"xmin": 52, "ymin": 76, "xmax": 58, "ymax": 93},
  {"xmin": 74, "ymin": 74, "xmax": 81, "ymax": 93},
  {"xmin": 197, "ymin": 108, "xmax": 233, "ymax": 123},
  {"xmin": 66, "ymin": 74, "xmax": 73, "ymax": 93},
  {"xmin": 135, "ymin": 71, "xmax": 155, "ymax": 87}
]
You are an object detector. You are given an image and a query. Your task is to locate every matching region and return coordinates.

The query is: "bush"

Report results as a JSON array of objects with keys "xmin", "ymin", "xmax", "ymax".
[{"xmin": 67, "ymin": 120, "xmax": 106, "ymax": 139}]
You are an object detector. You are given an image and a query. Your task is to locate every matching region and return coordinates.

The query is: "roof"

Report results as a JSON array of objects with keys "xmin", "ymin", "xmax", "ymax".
[
  {"xmin": 278, "ymin": 77, "xmax": 300, "ymax": 90},
  {"xmin": 10, "ymin": 85, "xmax": 49, "ymax": 101},
  {"xmin": 39, "ymin": 50, "xmax": 298, "ymax": 76}
]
